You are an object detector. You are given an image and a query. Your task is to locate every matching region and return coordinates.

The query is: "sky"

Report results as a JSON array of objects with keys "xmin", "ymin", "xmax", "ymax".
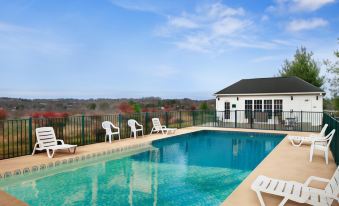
[{"xmin": 0, "ymin": 0, "xmax": 338, "ymax": 100}]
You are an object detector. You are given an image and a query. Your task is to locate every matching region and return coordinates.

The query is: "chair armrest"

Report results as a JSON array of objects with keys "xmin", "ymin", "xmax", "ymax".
[
  {"xmin": 56, "ymin": 139, "xmax": 65, "ymax": 145},
  {"xmin": 135, "ymin": 122, "xmax": 142, "ymax": 126},
  {"xmin": 162, "ymin": 125, "xmax": 167, "ymax": 129},
  {"xmin": 304, "ymin": 176, "xmax": 330, "ymax": 186}
]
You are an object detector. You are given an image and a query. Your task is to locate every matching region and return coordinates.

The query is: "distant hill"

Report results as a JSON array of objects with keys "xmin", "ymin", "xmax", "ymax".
[{"xmin": 0, "ymin": 97, "xmax": 215, "ymax": 119}]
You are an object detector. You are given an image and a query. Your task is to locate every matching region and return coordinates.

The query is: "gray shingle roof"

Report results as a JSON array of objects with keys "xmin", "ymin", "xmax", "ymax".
[{"xmin": 215, "ymin": 77, "xmax": 324, "ymax": 95}]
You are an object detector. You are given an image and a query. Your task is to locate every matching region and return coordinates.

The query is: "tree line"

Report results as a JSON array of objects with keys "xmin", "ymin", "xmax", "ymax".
[{"xmin": 278, "ymin": 44, "xmax": 338, "ymax": 112}]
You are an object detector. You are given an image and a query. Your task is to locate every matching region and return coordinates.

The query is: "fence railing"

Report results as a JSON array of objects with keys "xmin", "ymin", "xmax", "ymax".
[
  {"xmin": 324, "ymin": 113, "xmax": 339, "ymax": 165},
  {"xmin": 0, "ymin": 110, "xmax": 324, "ymax": 160}
]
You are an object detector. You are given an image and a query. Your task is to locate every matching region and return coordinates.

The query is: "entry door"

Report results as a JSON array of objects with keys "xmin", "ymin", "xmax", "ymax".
[{"xmin": 225, "ymin": 102, "xmax": 230, "ymax": 119}]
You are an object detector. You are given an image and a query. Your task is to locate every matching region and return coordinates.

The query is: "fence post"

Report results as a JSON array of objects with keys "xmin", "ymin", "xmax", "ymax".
[
  {"xmin": 179, "ymin": 110, "xmax": 182, "ymax": 129},
  {"xmin": 214, "ymin": 110, "xmax": 217, "ymax": 127},
  {"xmin": 273, "ymin": 112, "xmax": 276, "ymax": 130},
  {"xmin": 300, "ymin": 111, "xmax": 303, "ymax": 131},
  {"xmin": 81, "ymin": 114, "xmax": 85, "ymax": 145},
  {"xmin": 118, "ymin": 114, "xmax": 122, "ymax": 137},
  {"xmin": 235, "ymin": 110, "xmax": 237, "ymax": 128},
  {"xmin": 165, "ymin": 112, "xmax": 169, "ymax": 128},
  {"xmin": 28, "ymin": 117, "xmax": 33, "ymax": 154},
  {"xmin": 145, "ymin": 112, "xmax": 149, "ymax": 134},
  {"xmin": 250, "ymin": 111, "xmax": 253, "ymax": 129}
]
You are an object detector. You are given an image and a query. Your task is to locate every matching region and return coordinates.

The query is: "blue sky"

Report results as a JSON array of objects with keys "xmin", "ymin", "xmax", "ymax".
[{"xmin": 0, "ymin": 0, "xmax": 338, "ymax": 99}]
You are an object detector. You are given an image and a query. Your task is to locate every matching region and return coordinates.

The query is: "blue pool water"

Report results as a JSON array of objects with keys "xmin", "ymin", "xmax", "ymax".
[{"xmin": 0, "ymin": 130, "xmax": 284, "ymax": 206}]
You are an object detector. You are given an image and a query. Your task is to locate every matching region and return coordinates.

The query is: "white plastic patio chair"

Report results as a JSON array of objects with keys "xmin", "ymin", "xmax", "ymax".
[
  {"xmin": 128, "ymin": 119, "xmax": 143, "ymax": 139},
  {"xmin": 32, "ymin": 127, "xmax": 77, "ymax": 158},
  {"xmin": 251, "ymin": 166, "xmax": 339, "ymax": 206},
  {"xmin": 102, "ymin": 121, "xmax": 120, "ymax": 143},
  {"xmin": 150, "ymin": 118, "xmax": 176, "ymax": 135},
  {"xmin": 309, "ymin": 129, "xmax": 335, "ymax": 164},
  {"xmin": 288, "ymin": 124, "xmax": 328, "ymax": 147}
]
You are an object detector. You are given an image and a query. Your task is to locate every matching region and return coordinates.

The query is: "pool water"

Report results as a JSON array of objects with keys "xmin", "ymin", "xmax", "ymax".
[{"xmin": 0, "ymin": 130, "xmax": 284, "ymax": 206}]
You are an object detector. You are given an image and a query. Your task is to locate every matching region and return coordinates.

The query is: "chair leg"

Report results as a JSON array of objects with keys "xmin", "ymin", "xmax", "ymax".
[
  {"xmin": 47, "ymin": 149, "xmax": 55, "ymax": 158},
  {"xmin": 325, "ymin": 149, "xmax": 328, "ymax": 164},
  {"xmin": 255, "ymin": 191, "xmax": 266, "ymax": 206},
  {"xmin": 291, "ymin": 139, "xmax": 303, "ymax": 147},
  {"xmin": 309, "ymin": 144, "xmax": 314, "ymax": 162},
  {"xmin": 278, "ymin": 197, "xmax": 289, "ymax": 206},
  {"xmin": 109, "ymin": 134, "xmax": 112, "ymax": 144},
  {"xmin": 32, "ymin": 143, "xmax": 38, "ymax": 155}
]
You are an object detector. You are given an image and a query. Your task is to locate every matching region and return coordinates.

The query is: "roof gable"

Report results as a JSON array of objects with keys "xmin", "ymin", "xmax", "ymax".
[{"xmin": 215, "ymin": 77, "xmax": 324, "ymax": 95}]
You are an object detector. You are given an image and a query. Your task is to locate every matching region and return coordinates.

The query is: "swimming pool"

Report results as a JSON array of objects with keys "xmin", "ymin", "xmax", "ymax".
[{"xmin": 0, "ymin": 130, "xmax": 285, "ymax": 206}]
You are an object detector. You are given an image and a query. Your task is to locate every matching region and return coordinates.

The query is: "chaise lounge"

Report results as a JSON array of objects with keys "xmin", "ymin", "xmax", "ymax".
[{"xmin": 32, "ymin": 127, "xmax": 77, "ymax": 158}]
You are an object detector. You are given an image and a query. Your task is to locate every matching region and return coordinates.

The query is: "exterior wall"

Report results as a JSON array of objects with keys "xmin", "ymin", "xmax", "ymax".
[{"xmin": 215, "ymin": 93, "xmax": 323, "ymax": 125}]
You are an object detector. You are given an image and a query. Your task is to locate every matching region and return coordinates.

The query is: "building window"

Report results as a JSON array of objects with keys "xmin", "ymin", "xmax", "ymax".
[
  {"xmin": 274, "ymin": 99, "xmax": 283, "ymax": 115},
  {"xmin": 224, "ymin": 102, "xmax": 230, "ymax": 119},
  {"xmin": 264, "ymin": 100, "xmax": 272, "ymax": 119},
  {"xmin": 245, "ymin": 100, "xmax": 252, "ymax": 119},
  {"xmin": 254, "ymin": 100, "xmax": 262, "ymax": 118},
  {"xmin": 291, "ymin": 96, "xmax": 293, "ymax": 100},
  {"xmin": 316, "ymin": 96, "xmax": 318, "ymax": 100},
  {"xmin": 254, "ymin": 100, "xmax": 262, "ymax": 111}
]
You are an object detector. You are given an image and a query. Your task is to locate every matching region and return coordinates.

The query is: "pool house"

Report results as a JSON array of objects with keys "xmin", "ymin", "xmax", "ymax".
[{"xmin": 215, "ymin": 77, "xmax": 325, "ymax": 129}]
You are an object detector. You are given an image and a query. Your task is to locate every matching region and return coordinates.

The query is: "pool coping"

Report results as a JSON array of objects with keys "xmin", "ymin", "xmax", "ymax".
[{"xmin": 0, "ymin": 127, "xmax": 335, "ymax": 206}]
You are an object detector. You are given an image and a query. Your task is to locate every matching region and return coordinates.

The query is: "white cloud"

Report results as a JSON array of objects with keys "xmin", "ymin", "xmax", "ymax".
[
  {"xmin": 168, "ymin": 17, "xmax": 199, "ymax": 29},
  {"xmin": 267, "ymin": 0, "xmax": 335, "ymax": 13},
  {"xmin": 155, "ymin": 2, "xmax": 259, "ymax": 53},
  {"xmin": 212, "ymin": 17, "xmax": 249, "ymax": 36},
  {"xmin": 287, "ymin": 18, "xmax": 328, "ymax": 32},
  {"xmin": 200, "ymin": 3, "xmax": 245, "ymax": 18},
  {"xmin": 292, "ymin": 0, "xmax": 335, "ymax": 12}
]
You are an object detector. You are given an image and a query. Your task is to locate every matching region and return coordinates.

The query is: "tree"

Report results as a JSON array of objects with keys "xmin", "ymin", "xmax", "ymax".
[
  {"xmin": 133, "ymin": 103, "xmax": 141, "ymax": 113},
  {"xmin": 118, "ymin": 102, "xmax": 133, "ymax": 113},
  {"xmin": 279, "ymin": 47, "xmax": 324, "ymax": 87},
  {"xmin": 0, "ymin": 108, "xmax": 7, "ymax": 120},
  {"xmin": 0, "ymin": 108, "xmax": 7, "ymax": 131},
  {"xmin": 87, "ymin": 103, "xmax": 96, "ymax": 110},
  {"xmin": 324, "ymin": 51, "xmax": 339, "ymax": 97},
  {"xmin": 199, "ymin": 102, "xmax": 209, "ymax": 111},
  {"xmin": 99, "ymin": 102, "xmax": 110, "ymax": 111}
]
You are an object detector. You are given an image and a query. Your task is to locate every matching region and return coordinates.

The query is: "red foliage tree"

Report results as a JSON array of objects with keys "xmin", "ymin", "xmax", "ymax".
[
  {"xmin": 31, "ymin": 112, "xmax": 42, "ymax": 118},
  {"xmin": 190, "ymin": 105, "xmax": 197, "ymax": 110},
  {"xmin": 141, "ymin": 108, "xmax": 149, "ymax": 112},
  {"xmin": 0, "ymin": 108, "xmax": 7, "ymax": 120},
  {"xmin": 118, "ymin": 102, "xmax": 134, "ymax": 113},
  {"xmin": 32, "ymin": 112, "xmax": 69, "ymax": 118}
]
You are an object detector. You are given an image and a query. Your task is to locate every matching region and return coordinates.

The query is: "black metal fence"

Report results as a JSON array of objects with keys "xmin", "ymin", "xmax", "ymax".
[
  {"xmin": 324, "ymin": 113, "xmax": 339, "ymax": 165},
  {"xmin": 0, "ymin": 110, "xmax": 324, "ymax": 160}
]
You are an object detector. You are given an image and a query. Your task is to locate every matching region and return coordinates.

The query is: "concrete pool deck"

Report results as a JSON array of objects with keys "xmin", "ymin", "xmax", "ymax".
[{"xmin": 0, "ymin": 127, "xmax": 337, "ymax": 206}]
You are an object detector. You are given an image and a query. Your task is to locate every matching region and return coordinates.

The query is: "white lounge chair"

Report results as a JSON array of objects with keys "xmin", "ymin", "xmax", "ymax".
[
  {"xmin": 150, "ymin": 118, "xmax": 176, "ymax": 135},
  {"xmin": 128, "ymin": 119, "xmax": 143, "ymax": 139},
  {"xmin": 310, "ymin": 129, "xmax": 335, "ymax": 164},
  {"xmin": 251, "ymin": 166, "xmax": 339, "ymax": 206},
  {"xmin": 288, "ymin": 124, "xmax": 328, "ymax": 147},
  {"xmin": 32, "ymin": 127, "xmax": 77, "ymax": 158},
  {"xmin": 102, "ymin": 121, "xmax": 120, "ymax": 143}
]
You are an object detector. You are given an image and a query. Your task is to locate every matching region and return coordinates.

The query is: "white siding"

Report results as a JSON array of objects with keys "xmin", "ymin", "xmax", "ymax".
[{"xmin": 215, "ymin": 93, "xmax": 323, "ymax": 125}]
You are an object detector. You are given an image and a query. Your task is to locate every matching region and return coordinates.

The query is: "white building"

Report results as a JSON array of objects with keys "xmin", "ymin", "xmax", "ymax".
[{"xmin": 215, "ymin": 77, "xmax": 325, "ymax": 127}]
